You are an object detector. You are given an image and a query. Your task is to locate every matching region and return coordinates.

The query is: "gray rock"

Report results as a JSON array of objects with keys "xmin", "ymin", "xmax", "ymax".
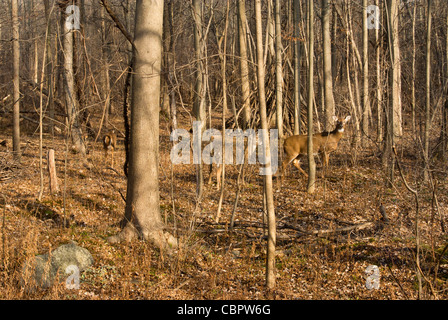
[{"xmin": 21, "ymin": 241, "xmax": 94, "ymax": 290}]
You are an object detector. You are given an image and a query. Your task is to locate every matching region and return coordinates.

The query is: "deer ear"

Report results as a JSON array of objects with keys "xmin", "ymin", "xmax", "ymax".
[
  {"xmin": 333, "ymin": 115, "xmax": 338, "ymax": 122},
  {"xmin": 344, "ymin": 116, "xmax": 351, "ymax": 122}
]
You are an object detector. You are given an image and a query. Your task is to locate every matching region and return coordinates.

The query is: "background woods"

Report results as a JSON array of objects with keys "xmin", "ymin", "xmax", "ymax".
[{"xmin": 0, "ymin": 0, "xmax": 447, "ymax": 300}]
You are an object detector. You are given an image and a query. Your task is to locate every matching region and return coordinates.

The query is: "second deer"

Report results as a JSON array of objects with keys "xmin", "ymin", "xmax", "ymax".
[
  {"xmin": 103, "ymin": 129, "xmax": 117, "ymax": 167},
  {"xmin": 280, "ymin": 115, "xmax": 351, "ymax": 182}
]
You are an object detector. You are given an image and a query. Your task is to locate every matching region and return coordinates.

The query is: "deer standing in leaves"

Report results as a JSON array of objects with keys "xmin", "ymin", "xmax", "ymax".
[{"xmin": 280, "ymin": 115, "xmax": 351, "ymax": 182}]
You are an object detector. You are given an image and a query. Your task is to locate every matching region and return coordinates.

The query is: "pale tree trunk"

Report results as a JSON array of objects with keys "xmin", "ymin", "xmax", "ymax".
[
  {"xmin": 376, "ymin": 0, "xmax": 383, "ymax": 142},
  {"xmin": 307, "ymin": 0, "xmax": 316, "ymax": 194},
  {"xmin": 216, "ymin": 0, "xmax": 230, "ymax": 224},
  {"xmin": 275, "ymin": 0, "xmax": 284, "ymax": 139},
  {"xmin": 108, "ymin": 0, "xmax": 176, "ymax": 249},
  {"xmin": 255, "ymin": 0, "xmax": 276, "ymax": 290},
  {"xmin": 362, "ymin": 0, "xmax": 369, "ymax": 146},
  {"xmin": 322, "ymin": 0, "xmax": 335, "ymax": 131},
  {"xmin": 383, "ymin": 0, "xmax": 399, "ymax": 184},
  {"xmin": 293, "ymin": 0, "xmax": 301, "ymax": 135},
  {"xmin": 237, "ymin": 0, "xmax": 251, "ymax": 129},
  {"xmin": 12, "ymin": 0, "xmax": 20, "ymax": 159},
  {"xmin": 101, "ymin": 6, "xmax": 111, "ymax": 126},
  {"xmin": 43, "ymin": 0, "xmax": 55, "ymax": 136},
  {"xmin": 63, "ymin": 4, "xmax": 86, "ymax": 156},
  {"xmin": 192, "ymin": 0, "xmax": 206, "ymax": 199},
  {"xmin": 388, "ymin": 0, "xmax": 402, "ymax": 137},
  {"xmin": 411, "ymin": 2, "xmax": 417, "ymax": 134},
  {"xmin": 424, "ymin": 0, "xmax": 432, "ymax": 182}
]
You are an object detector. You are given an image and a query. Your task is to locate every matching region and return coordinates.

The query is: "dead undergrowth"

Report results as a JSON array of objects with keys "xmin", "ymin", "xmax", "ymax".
[{"xmin": 0, "ymin": 114, "xmax": 447, "ymax": 300}]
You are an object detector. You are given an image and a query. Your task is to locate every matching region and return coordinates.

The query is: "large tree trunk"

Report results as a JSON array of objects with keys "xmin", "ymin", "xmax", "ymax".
[
  {"xmin": 388, "ymin": 0, "xmax": 402, "ymax": 137},
  {"xmin": 108, "ymin": 0, "xmax": 176, "ymax": 250},
  {"xmin": 293, "ymin": 0, "xmax": 301, "ymax": 135},
  {"xmin": 376, "ymin": 0, "xmax": 383, "ymax": 142},
  {"xmin": 43, "ymin": 0, "xmax": 55, "ymax": 136},
  {"xmin": 307, "ymin": 0, "xmax": 316, "ymax": 194},
  {"xmin": 192, "ymin": 0, "xmax": 206, "ymax": 199},
  {"xmin": 424, "ymin": 0, "xmax": 432, "ymax": 182},
  {"xmin": 255, "ymin": 0, "xmax": 276, "ymax": 289},
  {"xmin": 274, "ymin": 0, "xmax": 283, "ymax": 139},
  {"xmin": 237, "ymin": 0, "xmax": 251, "ymax": 129},
  {"xmin": 362, "ymin": 0, "xmax": 370, "ymax": 146},
  {"xmin": 12, "ymin": 0, "xmax": 20, "ymax": 158},
  {"xmin": 101, "ymin": 6, "xmax": 111, "ymax": 126},
  {"xmin": 62, "ymin": 4, "xmax": 86, "ymax": 156},
  {"xmin": 322, "ymin": 0, "xmax": 335, "ymax": 131}
]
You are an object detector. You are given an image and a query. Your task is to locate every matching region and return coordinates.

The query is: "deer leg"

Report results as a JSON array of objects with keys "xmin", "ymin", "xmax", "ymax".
[
  {"xmin": 292, "ymin": 159, "xmax": 308, "ymax": 177},
  {"xmin": 207, "ymin": 164, "xmax": 213, "ymax": 185},
  {"xmin": 280, "ymin": 152, "xmax": 301, "ymax": 184},
  {"xmin": 322, "ymin": 152, "xmax": 329, "ymax": 167}
]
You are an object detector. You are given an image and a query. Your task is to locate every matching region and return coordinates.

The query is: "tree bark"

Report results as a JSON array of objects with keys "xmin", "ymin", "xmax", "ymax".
[
  {"xmin": 237, "ymin": 0, "xmax": 251, "ymax": 129},
  {"xmin": 255, "ymin": 0, "xmax": 276, "ymax": 289},
  {"xmin": 108, "ymin": 0, "xmax": 176, "ymax": 250},
  {"xmin": 387, "ymin": 0, "xmax": 402, "ymax": 137},
  {"xmin": 62, "ymin": 4, "xmax": 86, "ymax": 156},
  {"xmin": 322, "ymin": 0, "xmax": 335, "ymax": 131},
  {"xmin": 192, "ymin": 0, "xmax": 205, "ymax": 199},
  {"xmin": 275, "ymin": 0, "xmax": 284, "ymax": 139},
  {"xmin": 362, "ymin": 0, "xmax": 370, "ymax": 146},
  {"xmin": 424, "ymin": 0, "xmax": 432, "ymax": 182},
  {"xmin": 12, "ymin": 0, "xmax": 20, "ymax": 159},
  {"xmin": 293, "ymin": 0, "xmax": 301, "ymax": 135},
  {"xmin": 376, "ymin": 0, "xmax": 383, "ymax": 142},
  {"xmin": 307, "ymin": 0, "xmax": 316, "ymax": 194}
]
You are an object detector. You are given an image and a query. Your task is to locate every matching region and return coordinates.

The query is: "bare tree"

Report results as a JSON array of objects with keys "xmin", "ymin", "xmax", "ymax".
[
  {"xmin": 307, "ymin": 0, "xmax": 316, "ymax": 194},
  {"xmin": 62, "ymin": 2, "xmax": 86, "ymax": 156},
  {"xmin": 387, "ymin": 0, "xmax": 402, "ymax": 138},
  {"xmin": 11, "ymin": 0, "xmax": 20, "ymax": 159},
  {"xmin": 237, "ymin": 0, "xmax": 251, "ymax": 129},
  {"xmin": 255, "ymin": 0, "xmax": 276, "ymax": 289},
  {"xmin": 424, "ymin": 0, "xmax": 432, "ymax": 182},
  {"xmin": 362, "ymin": 0, "xmax": 370, "ymax": 146},
  {"xmin": 293, "ymin": 0, "xmax": 302, "ymax": 135},
  {"xmin": 108, "ymin": 0, "xmax": 176, "ymax": 249},
  {"xmin": 192, "ymin": 0, "xmax": 206, "ymax": 199},
  {"xmin": 275, "ymin": 0, "xmax": 284, "ymax": 139},
  {"xmin": 322, "ymin": 0, "xmax": 335, "ymax": 131}
]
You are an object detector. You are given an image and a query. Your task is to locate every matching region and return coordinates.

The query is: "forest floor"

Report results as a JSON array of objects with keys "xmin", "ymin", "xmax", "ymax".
[{"xmin": 0, "ymin": 111, "xmax": 447, "ymax": 300}]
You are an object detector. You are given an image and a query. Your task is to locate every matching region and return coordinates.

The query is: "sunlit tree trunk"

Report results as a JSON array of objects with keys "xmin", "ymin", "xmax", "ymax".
[
  {"xmin": 62, "ymin": 3, "xmax": 86, "ymax": 156},
  {"xmin": 109, "ymin": 0, "xmax": 176, "ymax": 250},
  {"xmin": 255, "ymin": 0, "xmax": 276, "ymax": 289},
  {"xmin": 12, "ymin": 0, "xmax": 20, "ymax": 158},
  {"xmin": 322, "ymin": 0, "xmax": 335, "ymax": 131},
  {"xmin": 362, "ymin": 0, "xmax": 369, "ymax": 146},
  {"xmin": 192, "ymin": 0, "xmax": 206, "ymax": 198},
  {"xmin": 307, "ymin": 0, "xmax": 316, "ymax": 194},
  {"xmin": 293, "ymin": 0, "xmax": 301, "ymax": 135},
  {"xmin": 238, "ymin": 0, "xmax": 250, "ymax": 129},
  {"xmin": 424, "ymin": 0, "xmax": 432, "ymax": 182},
  {"xmin": 275, "ymin": 0, "xmax": 284, "ymax": 139}
]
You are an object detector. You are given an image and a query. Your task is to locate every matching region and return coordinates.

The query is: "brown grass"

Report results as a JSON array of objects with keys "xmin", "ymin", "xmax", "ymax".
[{"xmin": 0, "ymin": 114, "xmax": 447, "ymax": 300}]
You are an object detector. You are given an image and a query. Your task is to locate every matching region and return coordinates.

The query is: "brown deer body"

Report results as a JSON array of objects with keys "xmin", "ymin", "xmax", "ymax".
[
  {"xmin": 281, "ymin": 115, "xmax": 350, "ymax": 181},
  {"xmin": 103, "ymin": 130, "xmax": 117, "ymax": 167}
]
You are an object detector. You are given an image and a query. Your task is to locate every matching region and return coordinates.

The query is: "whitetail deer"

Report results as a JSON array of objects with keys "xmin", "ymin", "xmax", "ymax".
[
  {"xmin": 103, "ymin": 129, "xmax": 117, "ymax": 167},
  {"xmin": 280, "ymin": 115, "xmax": 351, "ymax": 181}
]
